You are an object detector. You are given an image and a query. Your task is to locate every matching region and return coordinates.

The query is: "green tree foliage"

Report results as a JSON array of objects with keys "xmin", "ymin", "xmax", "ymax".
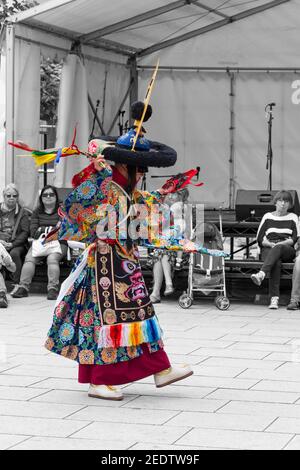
[
  {"xmin": 0, "ymin": 0, "xmax": 37, "ymax": 24},
  {"xmin": 40, "ymin": 56, "xmax": 62, "ymax": 124}
]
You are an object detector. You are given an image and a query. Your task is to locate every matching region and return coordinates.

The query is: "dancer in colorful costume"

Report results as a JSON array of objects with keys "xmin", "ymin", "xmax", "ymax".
[{"xmin": 44, "ymin": 99, "xmax": 223, "ymax": 401}]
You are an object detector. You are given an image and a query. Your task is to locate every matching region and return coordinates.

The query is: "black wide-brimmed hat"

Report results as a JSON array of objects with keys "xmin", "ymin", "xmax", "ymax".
[{"xmin": 88, "ymin": 101, "xmax": 177, "ymax": 168}]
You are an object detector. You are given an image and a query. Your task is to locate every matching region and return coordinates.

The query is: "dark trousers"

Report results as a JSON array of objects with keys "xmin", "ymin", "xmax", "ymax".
[
  {"xmin": 7, "ymin": 246, "xmax": 26, "ymax": 284},
  {"xmin": 261, "ymin": 244, "xmax": 295, "ymax": 297}
]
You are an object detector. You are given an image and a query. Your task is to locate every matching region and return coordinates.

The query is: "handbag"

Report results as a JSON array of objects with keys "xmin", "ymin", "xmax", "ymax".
[{"xmin": 32, "ymin": 231, "xmax": 62, "ymax": 258}]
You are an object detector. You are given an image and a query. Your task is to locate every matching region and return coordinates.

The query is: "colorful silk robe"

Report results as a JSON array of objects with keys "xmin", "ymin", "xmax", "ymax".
[{"xmin": 45, "ymin": 165, "xmax": 168, "ymax": 365}]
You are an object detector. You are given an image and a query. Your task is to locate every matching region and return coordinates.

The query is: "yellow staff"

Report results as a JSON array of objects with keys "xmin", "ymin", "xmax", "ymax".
[{"xmin": 131, "ymin": 60, "xmax": 159, "ymax": 152}]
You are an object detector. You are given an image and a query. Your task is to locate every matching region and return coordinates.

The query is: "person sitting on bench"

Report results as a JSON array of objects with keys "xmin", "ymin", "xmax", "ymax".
[
  {"xmin": 251, "ymin": 190, "xmax": 299, "ymax": 310},
  {"xmin": 12, "ymin": 186, "xmax": 68, "ymax": 300}
]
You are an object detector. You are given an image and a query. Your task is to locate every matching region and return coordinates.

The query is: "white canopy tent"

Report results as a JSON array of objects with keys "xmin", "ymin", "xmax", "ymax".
[{"xmin": 1, "ymin": 0, "xmax": 300, "ymax": 208}]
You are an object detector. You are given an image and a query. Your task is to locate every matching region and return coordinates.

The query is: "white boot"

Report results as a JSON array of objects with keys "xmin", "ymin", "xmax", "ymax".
[
  {"xmin": 154, "ymin": 364, "xmax": 193, "ymax": 388},
  {"xmin": 88, "ymin": 384, "xmax": 123, "ymax": 401}
]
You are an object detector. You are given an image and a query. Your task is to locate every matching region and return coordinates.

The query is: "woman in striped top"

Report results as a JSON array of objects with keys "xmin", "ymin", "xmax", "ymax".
[{"xmin": 251, "ymin": 190, "xmax": 300, "ymax": 309}]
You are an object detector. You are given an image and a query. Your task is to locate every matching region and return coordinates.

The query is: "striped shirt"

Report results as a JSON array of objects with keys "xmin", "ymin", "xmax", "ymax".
[{"xmin": 256, "ymin": 212, "xmax": 300, "ymax": 246}]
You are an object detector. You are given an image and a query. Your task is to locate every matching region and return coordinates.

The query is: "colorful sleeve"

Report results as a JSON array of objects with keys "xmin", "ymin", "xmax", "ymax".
[
  {"xmin": 58, "ymin": 166, "xmax": 112, "ymax": 243},
  {"xmin": 134, "ymin": 168, "xmax": 203, "ymax": 206}
]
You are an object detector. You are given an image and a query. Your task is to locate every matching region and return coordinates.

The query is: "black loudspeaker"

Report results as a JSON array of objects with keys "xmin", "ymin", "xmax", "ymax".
[{"xmin": 235, "ymin": 190, "xmax": 300, "ymax": 221}]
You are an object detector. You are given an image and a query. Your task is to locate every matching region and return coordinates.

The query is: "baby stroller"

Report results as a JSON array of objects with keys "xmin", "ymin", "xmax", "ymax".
[{"xmin": 178, "ymin": 209, "xmax": 230, "ymax": 310}]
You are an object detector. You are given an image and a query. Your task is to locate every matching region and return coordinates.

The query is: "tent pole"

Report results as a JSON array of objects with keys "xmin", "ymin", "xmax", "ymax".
[
  {"xmin": 228, "ymin": 72, "xmax": 236, "ymax": 210},
  {"xmin": 129, "ymin": 57, "xmax": 138, "ymax": 127},
  {"xmin": 138, "ymin": 65, "xmax": 300, "ymax": 73},
  {"xmin": 5, "ymin": 23, "xmax": 15, "ymax": 185}
]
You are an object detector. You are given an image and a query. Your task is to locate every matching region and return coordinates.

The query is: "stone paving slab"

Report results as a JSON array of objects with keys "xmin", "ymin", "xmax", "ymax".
[
  {"xmin": 1, "ymin": 295, "xmax": 300, "ymax": 450},
  {"xmin": 228, "ymin": 342, "xmax": 296, "ymax": 353},
  {"xmin": 71, "ymin": 421, "xmax": 191, "ymax": 446},
  {"xmin": 189, "ymin": 365, "xmax": 248, "ymax": 378},
  {"xmin": 251, "ymin": 380, "xmax": 300, "ymax": 393},
  {"xmin": 191, "ymin": 347, "xmax": 269, "ymax": 360},
  {"xmin": 9, "ymin": 436, "xmax": 134, "ymax": 450},
  {"xmin": 0, "ymin": 374, "xmax": 45, "ymax": 387},
  {"xmin": 0, "ymin": 399, "xmax": 86, "ymax": 419},
  {"xmin": 0, "ymin": 415, "xmax": 89, "ymax": 438},
  {"xmin": 66, "ymin": 405, "xmax": 180, "ymax": 425},
  {"xmin": 194, "ymin": 357, "xmax": 284, "ymax": 370},
  {"xmin": 129, "ymin": 443, "xmax": 208, "ymax": 450},
  {"xmin": 31, "ymin": 389, "xmax": 138, "ymax": 407},
  {"xmin": 220, "ymin": 334, "xmax": 293, "ymax": 345},
  {"xmin": 122, "ymin": 395, "xmax": 229, "ymax": 413},
  {"xmin": 205, "ymin": 388, "xmax": 300, "ymax": 404},
  {"xmin": 218, "ymin": 400, "xmax": 300, "ymax": 419},
  {"xmin": 121, "ymin": 383, "xmax": 215, "ymax": 399},
  {"xmin": 266, "ymin": 417, "xmax": 300, "ymax": 434},
  {"xmin": 28, "ymin": 378, "xmax": 89, "ymax": 392},
  {"xmin": 3, "ymin": 365, "xmax": 78, "ymax": 379},
  {"xmin": 284, "ymin": 436, "xmax": 300, "ymax": 450},
  {"xmin": 238, "ymin": 369, "xmax": 300, "ymax": 382},
  {"xmin": 176, "ymin": 427, "xmax": 293, "ymax": 450},
  {"xmin": 167, "ymin": 410, "xmax": 276, "ymax": 432},
  {"xmin": 0, "ymin": 385, "xmax": 48, "ymax": 401},
  {"xmin": 173, "ymin": 375, "xmax": 259, "ymax": 390},
  {"xmin": 266, "ymin": 352, "xmax": 300, "ymax": 362},
  {"xmin": 0, "ymin": 434, "xmax": 30, "ymax": 450}
]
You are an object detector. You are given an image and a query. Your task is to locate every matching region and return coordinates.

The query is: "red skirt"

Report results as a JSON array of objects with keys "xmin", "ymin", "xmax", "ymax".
[{"xmin": 78, "ymin": 344, "xmax": 171, "ymax": 386}]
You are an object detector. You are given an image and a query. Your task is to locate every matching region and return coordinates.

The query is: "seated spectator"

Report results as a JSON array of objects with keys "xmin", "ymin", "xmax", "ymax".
[
  {"xmin": 251, "ymin": 190, "xmax": 299, "ymax": 309},
  {"xmin": 12, "ymin": 185, "xmax": 68, "ymax": 300},
  {"xmin": 0, "ymin": 244, "xmax": 16, "ymax": 308},
  {"xmin": 150, "ymin": 189, "xmax": 189, "ymax": 303},
  {"xmin": 0, "ymin": 183, "xmax": 30, "ymax": 287}
]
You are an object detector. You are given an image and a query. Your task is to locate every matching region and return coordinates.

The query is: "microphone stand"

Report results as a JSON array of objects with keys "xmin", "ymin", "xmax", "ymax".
[{"xmin": 265, "ymin": 103, "xmax": 275, "ymax": 190}]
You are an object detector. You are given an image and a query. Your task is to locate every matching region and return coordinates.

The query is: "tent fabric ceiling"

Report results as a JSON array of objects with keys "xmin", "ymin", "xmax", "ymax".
[
  {"xmin": 11, "ymin": 0, "xmax": 298, "ymax": 64},
  {"xmin": 138, "ymin": 0, "xmax": 300, "ymax": 68}
]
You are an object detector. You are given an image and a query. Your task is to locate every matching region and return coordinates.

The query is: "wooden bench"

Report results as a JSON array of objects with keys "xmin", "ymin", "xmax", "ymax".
[{"xmin": 225, "ymin": 260, "xmax": 294, "ymax": 279}]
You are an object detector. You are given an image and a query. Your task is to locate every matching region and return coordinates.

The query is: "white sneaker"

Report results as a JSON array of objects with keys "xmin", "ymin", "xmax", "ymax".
[
  {"xmin": 154, "ymin": 364, "xmax": 193, "ymax": 388},
  {"xmin": 88, "ymin": 384, "xmax": 123, "ymax": 401},
  {"xmin": 251, "ymin": 271, "xmax": 265, "ymax": 286},
  {"xmin": 268, "ymin": 296, "xmax": 279, "ymax": 309}
]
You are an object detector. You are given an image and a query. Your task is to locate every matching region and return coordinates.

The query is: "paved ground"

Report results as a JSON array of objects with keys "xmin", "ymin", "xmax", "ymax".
[{"xmin": 1, "ymin": 294, "xmax": 300, "ymax": 450}]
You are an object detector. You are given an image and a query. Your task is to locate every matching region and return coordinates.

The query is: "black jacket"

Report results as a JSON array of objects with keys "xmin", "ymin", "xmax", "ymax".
[{"xmin": 0, "ymin": 205, "xmax": 30, "ymax": 248}]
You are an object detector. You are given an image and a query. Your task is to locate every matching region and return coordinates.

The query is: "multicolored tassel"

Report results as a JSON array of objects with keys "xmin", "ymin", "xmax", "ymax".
[{"xmin": 98, "ymin": 316, "xmax": 162, "ymax": 349}]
